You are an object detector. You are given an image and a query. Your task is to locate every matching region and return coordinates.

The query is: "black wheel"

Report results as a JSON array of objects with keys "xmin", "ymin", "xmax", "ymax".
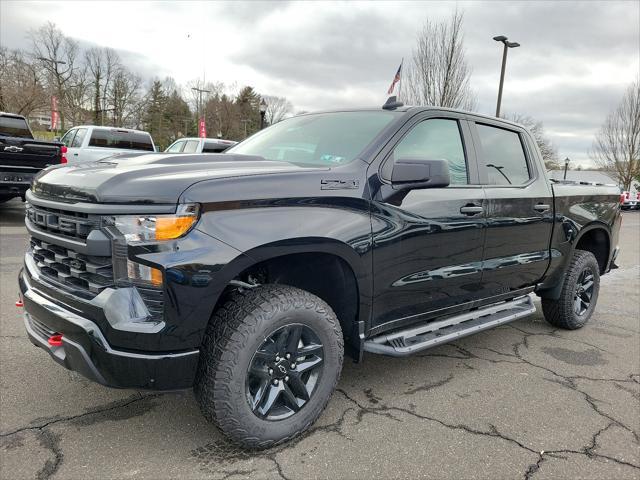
[
  {"xmin": 195, "ymin": 284, "xmax": 343, "ymax": 449},
  {"xmin": 542, "ymin": 249, "xmax": 600, "ymax": 329}
]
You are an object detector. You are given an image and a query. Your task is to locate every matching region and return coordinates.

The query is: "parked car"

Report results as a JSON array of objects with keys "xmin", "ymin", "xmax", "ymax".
[
  {"xmin": 0, "ymin": 112, "xmax": 64, "ymax": 203},
  {"xmin": 165, "ymin": 137, "xmax": 237, "ymax": 154},
  {"xmin": 19, "ymin": 103, "xmax": 621, "ymax": 449},
  {"xmin": 620, "ymin": 191, "xmax": 639, "ymax": 210},
  {"xmin": 59, "ymin": 126, "xmax": 155, "ymax": 164}
]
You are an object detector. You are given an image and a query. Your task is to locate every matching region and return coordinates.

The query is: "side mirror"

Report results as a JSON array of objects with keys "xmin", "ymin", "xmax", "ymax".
[{"xmin": 391, "ymin": 158, "xmax": 450, "ymax": 190}]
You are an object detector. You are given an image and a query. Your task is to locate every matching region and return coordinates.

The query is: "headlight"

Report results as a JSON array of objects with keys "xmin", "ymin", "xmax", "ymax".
[{"xmin": 110, "ymin": 203, "xmax": 200, "ymax": 245}]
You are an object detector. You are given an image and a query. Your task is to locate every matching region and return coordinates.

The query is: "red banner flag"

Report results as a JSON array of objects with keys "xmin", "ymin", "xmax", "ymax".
[
  {"xmin": 198, "ymin": 117, "xmax": 207, "ymax": 138},
  {"xmin": 51, "ymin": 96, "xmax": 59, "ymax": 130}
]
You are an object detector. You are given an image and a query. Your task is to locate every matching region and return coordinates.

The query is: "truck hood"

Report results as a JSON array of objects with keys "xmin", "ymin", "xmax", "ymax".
[{"xmin": 31, "ymin": 153, "xmax": 325, "ymax": 204}]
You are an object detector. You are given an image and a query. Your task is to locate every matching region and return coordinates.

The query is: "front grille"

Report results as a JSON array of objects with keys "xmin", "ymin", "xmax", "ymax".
[
  {"xmin": 29, "ymin": 237, "xmax": 115, "ymax": 298},
  {"xmin": 26, "ymin": 203, "xmax": 98, "ymax": 241},
  {"xmin": 26, "ymin": 199, "xmax": 165, "ymax": 321}
]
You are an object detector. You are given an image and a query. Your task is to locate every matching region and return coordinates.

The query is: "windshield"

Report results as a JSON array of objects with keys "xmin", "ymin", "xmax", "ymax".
[{"xmin": 228, "ymin": 111, "xmax": 400, "ymax": 166}]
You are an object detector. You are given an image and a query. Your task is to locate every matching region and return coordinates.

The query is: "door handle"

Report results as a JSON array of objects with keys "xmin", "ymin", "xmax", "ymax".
[
  {"xmin": 73, "ymin": 153, "xmax": 79, "ymax": 156},
  {"xmin": 460, "ymin": 205, "xmax": 484, "ymax": 215},
  {"xmin": 534, "ymin": 203, "xmax": 550, "ymax": 212}
]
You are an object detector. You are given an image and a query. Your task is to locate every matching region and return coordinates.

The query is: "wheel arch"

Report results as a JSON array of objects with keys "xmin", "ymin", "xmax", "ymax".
[
  {"xmin": 208, "ymin": 238, "xmax": 369, "ymax": 359},
  {"xmin": 573, "ymin": 223, "xmax": 611, "ymax": 274}
]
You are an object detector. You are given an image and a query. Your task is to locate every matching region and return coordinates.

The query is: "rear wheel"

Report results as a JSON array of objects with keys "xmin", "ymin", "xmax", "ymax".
[
  {"xmin": 542, "ymin": 249, "xmax": 600, "ymax": 329},
  {"xmin": 195, "ymin": 284, "xmax": 344, "ymax": 449}
]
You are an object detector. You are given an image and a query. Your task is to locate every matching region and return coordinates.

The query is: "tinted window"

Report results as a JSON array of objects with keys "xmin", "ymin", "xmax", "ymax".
[
  {"xmin": 476, "ymin": 124, "xmax": 530, "ymax": 185},
  {"xmin": 183, "ymin": 140, "xmax": 199, "ymax": 153},
  {"xmin": 60, "ymin": 129, "xmax": 76, "ymax": 147},
  {"xmin": 70, "ymin": 128, "xmax": 87, "ymax": 148},
  {"xmin": 166, "ymin": 140, "xmax": 185, "ymax": 153},
  {"xmin": 0, "ymin": 116, "xmax": 32, "ymax": 138},
  {"xmin": 88, "ymin": 129, "xmax": 154, "ymax": 151},
  {"xmin": 203, "ymin": 142, "xmax": 231, "ymax": 153},
  {"xmin": 392, "ymin": 119, "xmax": 468, "ymax": 184},
  {"xmin": 228, "ymin": 111, "xmax": 400, "ymax": 166}
]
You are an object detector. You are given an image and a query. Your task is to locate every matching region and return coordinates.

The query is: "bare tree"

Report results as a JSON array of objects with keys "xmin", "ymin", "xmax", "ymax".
[
  {"xmin": 506, "ymin": 113, "xmax": 559, "ymax": 169},
  {"xmin": 0, "ymin": 47, "xmax": 48, "ymax": 116},
  {"xmin": 590, "ymin": 81, "xmax": 640, "ymax": 190},
  {"xmin": 29, "ymin": 22, "xmax": 80, "ymax": 128},
  {"xmin": 108, "ymin": 68, "xmax": 143, "ymax": 127},
  {"xmin": 263, "ymin": 95, "xmax": 292, "ymax": 125},
  {"xmin": 404, "ymin": 10, "xmax": 476, "ymax": 110},
  {"xmin": 85, "ymin": 47, "xmax": 121, "ymax": 125}
]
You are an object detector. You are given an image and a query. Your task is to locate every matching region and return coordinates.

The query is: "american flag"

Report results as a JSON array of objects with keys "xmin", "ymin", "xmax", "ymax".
[{"xmin": 387, "ymin": 61, "xmax": 403, "ymax": 95}]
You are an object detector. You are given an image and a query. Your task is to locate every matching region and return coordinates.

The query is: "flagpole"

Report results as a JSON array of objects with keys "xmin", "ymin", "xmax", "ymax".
[{"xmin": 398, "ymin": 57, "xmax": 404, "ymax": 101}]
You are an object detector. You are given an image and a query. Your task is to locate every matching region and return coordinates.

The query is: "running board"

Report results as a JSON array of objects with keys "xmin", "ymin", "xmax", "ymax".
[{"xmin": 363, "ymin": 295, "xmax": 536, "ymax": 357}]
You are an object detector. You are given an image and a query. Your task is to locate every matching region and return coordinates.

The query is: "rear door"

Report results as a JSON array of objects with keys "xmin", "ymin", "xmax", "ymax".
[
  {"xmin": 66, "ymin": 127, "xmax": 88, "ymax": 163},
  {"xmin": 370, "ymin": 113, "xmax": 487, "ymax": 333},
  {"xmin": 469, "ymin": 120, "xmax": 553, "ymax": 295}
]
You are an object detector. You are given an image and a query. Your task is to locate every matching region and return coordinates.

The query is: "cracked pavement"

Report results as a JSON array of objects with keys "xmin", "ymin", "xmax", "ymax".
[{"xmin": 1, "ymin": 198, "xmax": 639, "ymax": 479}]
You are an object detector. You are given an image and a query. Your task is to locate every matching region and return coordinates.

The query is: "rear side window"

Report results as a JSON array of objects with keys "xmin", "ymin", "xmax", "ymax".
[
  {"xmin": 70, "ymin": 128, "xmax": 87, "ymax": 148},
  {"xmin": 476, "ymin": 124, "xmax": 530, "ymax": 185},
  {"xmin": 391, "ymin": 118, "xmax": 468, "ymax": 184},
  {"xmin": 182, "ymin": 140, "xmax": 199, "ymax": 153},
  {"xmin": 0, "ymin": 116, "xmax": 32, "ymax": 138},
  {"xmin": 88, "ymin": 129, "xmax": 154, "ymax": 151}
]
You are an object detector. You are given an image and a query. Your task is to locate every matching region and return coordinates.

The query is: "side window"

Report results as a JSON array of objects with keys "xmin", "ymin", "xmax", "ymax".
[
  {"xmin": 391, "ymin": 119, "xmax": 468, "ymax": 185},
  {"xmin": 60, "ymin": 129, "xmax": 76, "ymax": 147},
  {"xmin": 476, "ymin": 124, "xmax": 530, "ymax": 185},
  {"xmin": 182, "ymin": 140, "xmax": 199, "ymax": 153},
  {"xmin": 166, "ymin": 141, "xmax": 185, "ymax": 153},
  {"xmin": 70, "ymin": 128, "xmax": 87, "ymax": 148}
]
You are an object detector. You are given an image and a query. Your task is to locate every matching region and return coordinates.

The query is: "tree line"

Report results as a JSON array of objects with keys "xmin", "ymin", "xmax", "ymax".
[{"xmin": 0, "ymin": 22, "xmax": 293, "ymax": 149}]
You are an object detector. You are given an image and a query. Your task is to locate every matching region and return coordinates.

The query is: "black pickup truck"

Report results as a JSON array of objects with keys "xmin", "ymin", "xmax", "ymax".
[
  {"xmin": 0, "ymin": 112, "xmax": 64, "ymax": 203},
  {"xmin": 19, "ymin": 103, "xmax": 621, "ymax": 448}
]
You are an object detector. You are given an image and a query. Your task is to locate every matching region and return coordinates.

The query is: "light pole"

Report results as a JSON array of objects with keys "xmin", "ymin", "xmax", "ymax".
[
  {"xmin": 563, "ymin": 157, "xmax": 570, "ymax": 180},
  {"xmin": 493, "ymin": 35, "xmax": 520, "ymax": 117},
  {"xmin": 259, "ymin": 98, "xmax": 267, "ymax": 130}
]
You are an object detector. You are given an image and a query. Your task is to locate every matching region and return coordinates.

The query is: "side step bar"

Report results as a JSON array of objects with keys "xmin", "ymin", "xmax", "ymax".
[{"xmin": 363, "ymin": 295, "xmax": 536, "ymax": 357}]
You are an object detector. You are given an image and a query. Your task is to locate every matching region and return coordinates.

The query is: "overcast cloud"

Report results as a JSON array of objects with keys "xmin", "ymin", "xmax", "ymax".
[{"xmin": 1, "ymin": 0, "xmax": 638, "ymax": 166}]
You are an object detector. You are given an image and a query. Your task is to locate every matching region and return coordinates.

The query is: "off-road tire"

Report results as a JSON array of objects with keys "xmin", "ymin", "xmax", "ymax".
[
  {"xmin": 542, "ymin": 249, "xmax": 600, "ymax": 329},
  {"xmin": 194, "ymin": 284, "xmax": 344, "ymax": 449}
]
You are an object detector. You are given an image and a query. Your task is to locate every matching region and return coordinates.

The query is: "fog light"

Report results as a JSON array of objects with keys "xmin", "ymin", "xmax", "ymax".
[{"xmin": 127, "ymin": 260, "xmax": 163, "ymax": 287}]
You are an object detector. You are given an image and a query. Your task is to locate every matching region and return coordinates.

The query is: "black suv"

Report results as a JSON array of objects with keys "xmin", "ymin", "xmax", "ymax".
[{"xmin": 19, "ymin": 105, "xmax": 621, "ymax": 448}]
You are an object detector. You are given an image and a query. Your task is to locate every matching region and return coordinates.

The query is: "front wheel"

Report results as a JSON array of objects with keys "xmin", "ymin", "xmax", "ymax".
[
  {"xmin": 542, "ymin": 249, "xmax": 600, "ymax": 329},
  {"xmin": 195, "ymin": 284, "xmax": 344, "ymax": 449}
]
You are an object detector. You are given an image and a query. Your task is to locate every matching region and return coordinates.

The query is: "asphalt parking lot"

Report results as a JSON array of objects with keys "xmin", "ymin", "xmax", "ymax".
[{"xmin": 1, "ymin": 197, "xmax": 638, "ymax": 480}]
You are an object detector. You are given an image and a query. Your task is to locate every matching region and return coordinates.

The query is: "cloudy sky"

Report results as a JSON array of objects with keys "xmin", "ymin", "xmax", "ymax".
[{"xmin": 1, "ymin": 0, "xmax": 638, "ymax": 166}]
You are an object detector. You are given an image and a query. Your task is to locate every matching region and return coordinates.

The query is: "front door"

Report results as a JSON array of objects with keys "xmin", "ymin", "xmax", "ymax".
[
  {"xmin": 470, "ymin": 120, "xmax": 554, "ymax": 295},
  {"xmin": 370, "ymin": 115, "xmax": 487, "ymax": 334}
]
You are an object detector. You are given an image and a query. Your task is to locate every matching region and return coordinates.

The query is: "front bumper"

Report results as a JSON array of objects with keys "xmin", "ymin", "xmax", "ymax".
[{"xmin": 19, "ymin": 267, "xmax": 199, "ymax": 390}]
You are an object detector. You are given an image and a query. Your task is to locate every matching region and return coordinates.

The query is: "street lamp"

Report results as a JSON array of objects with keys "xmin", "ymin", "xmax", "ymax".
[
  {"xmin": 259, "ymin": 98, "xmax": 268, "ymax": 130},
  {"xmin": 563, "ymin": 157, "xmax": 570, "ymax": 180},
  {"xmin": 493, "ymin": 35, "xmax": 520, "ymax": 117}
]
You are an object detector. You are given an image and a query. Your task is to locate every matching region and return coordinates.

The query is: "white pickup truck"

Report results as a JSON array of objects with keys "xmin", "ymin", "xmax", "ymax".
[{"xmin": 59, "ymin": 126, "xmax": 155, "ymax": 164}]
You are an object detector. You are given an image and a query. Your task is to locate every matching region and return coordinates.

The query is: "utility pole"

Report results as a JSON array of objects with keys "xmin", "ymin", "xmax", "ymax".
[{"xmin": 493, "ymin": 36, "xmax": 520, "ymax": 117}]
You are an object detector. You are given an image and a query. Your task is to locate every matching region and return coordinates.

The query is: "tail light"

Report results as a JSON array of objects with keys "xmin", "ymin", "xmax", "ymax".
[
  {"xmin": 61, "ymin": 145, "xmax": 68, "ymax": 164},
  {"xmin": 637, "ymin": 192, "xmax": 639, "ymax": 201},
  {"xmin": 620, "ymin": 194, "xmax": 625, "ymax": 204},
  {"xmin": 625, "ymin": 192, "xmax": 630, "ymax": 200}
]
